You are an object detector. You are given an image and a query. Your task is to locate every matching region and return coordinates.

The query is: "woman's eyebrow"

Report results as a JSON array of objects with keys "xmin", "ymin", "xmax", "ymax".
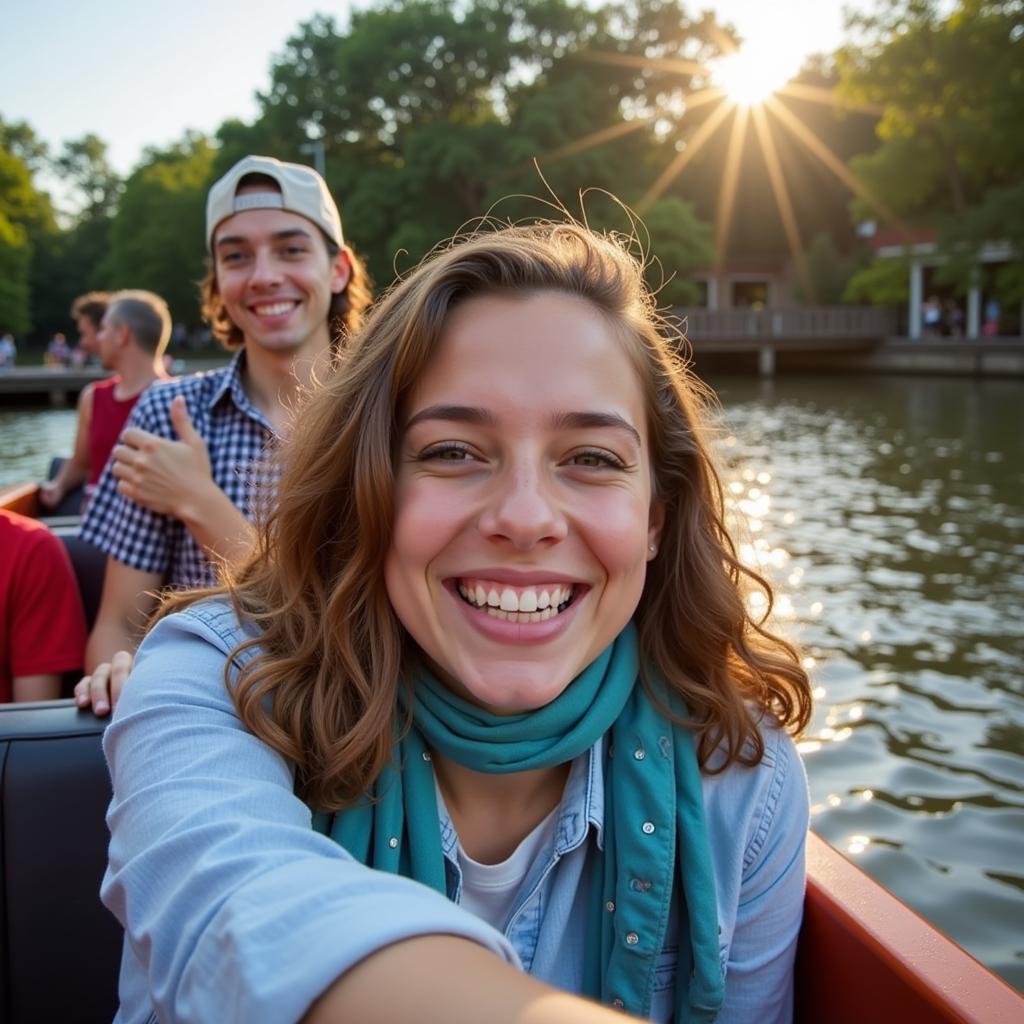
[
  {"xmin": 403, "ymin": 405, "xmax": 642, "ymax": 448},
  {"xmin": 552, "ymin": 411, "xmax": 642, "ymax": 449},
  {"xmin": 404, "ymin": 404, "xmax": 498, "ymax": 430}
]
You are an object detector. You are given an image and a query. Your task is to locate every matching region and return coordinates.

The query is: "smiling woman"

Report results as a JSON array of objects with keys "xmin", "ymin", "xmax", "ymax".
[{"xmin": 99, "ymin": 221, "xmax": 813, "ymax": 1024}]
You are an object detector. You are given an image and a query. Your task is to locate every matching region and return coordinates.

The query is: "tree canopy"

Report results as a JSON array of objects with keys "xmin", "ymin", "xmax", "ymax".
[
  {"xmin": 838, "ymin": 0, "xmax": 1024, "ymax": 304},
  {"xmin": 3, "ymin": 0, "xmax": 1019, "ymax": 337}
]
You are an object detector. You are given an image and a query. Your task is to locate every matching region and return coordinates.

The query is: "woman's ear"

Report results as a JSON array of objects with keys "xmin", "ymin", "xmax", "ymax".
[
  {"xmin": 647, "ymin": 499, "xmax": 665, "ymax": 561},
  {"xmin": 331, "ymin": 248, "xmax": 352, "ymax": 294}
]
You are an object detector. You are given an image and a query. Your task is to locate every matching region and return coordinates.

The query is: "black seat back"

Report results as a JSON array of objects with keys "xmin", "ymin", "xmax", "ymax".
[{"xmin": 0, "ymin": 701, "xmax": 121, "ymax": 1023}]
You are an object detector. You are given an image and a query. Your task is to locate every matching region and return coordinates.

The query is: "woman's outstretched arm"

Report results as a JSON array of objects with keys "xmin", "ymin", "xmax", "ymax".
[
  {"xmin": 305, "ymin": 935, "xmax": 637, "ymax": 1024},
  {"xmin": 103, "ymin": 602, "xmax": 524, "ymax": 1024}
]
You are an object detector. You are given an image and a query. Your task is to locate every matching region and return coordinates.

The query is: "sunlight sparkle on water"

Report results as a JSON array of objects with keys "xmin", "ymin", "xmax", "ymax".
[{"xmin": 847, "ymin": 835, "xmax": 871, "ymax": 855}]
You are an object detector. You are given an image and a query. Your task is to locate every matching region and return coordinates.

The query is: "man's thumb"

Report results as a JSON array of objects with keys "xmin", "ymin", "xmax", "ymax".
[{"xmin": 169, "ymin": 396, "xmax": 201, "ymax": 446}]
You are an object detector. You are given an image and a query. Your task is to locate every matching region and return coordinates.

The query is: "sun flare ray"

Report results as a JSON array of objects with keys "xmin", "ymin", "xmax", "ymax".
[
  {"xmin": 750, "ymin": 105, "xmax": 813, "ymax": 300},
  {"xmin": 764, "ymin": 96, "xmax": 911, "ymax": 235},
  {"xmin": 528, "ymin": 115, "xmax": 655, "ymax": 168},
  {"xmin": 777, "ymin": 81, "xmax": 885, "ymax": 117},
  {"xmin": 682, "ymin": 86, "xmax": 728, "ymax": 113},
  {"xmin": 638, "ymin": 99, "xmax": 734, "ymax": 211},
  {"xmin": 714, "ymin": 105, "xmax": 749, "ymax": 271},
  {"xmin": 577, "ymin": 51, "xmax": 711, "ymax": 79}
]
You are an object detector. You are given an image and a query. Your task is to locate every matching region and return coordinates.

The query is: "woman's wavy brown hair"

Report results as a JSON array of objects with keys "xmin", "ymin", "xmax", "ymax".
[
  {"xmin": 200, "ymin": 238, "xmax": 373, "ymax": 350},
  {"xmin": 162, "ymin": 222, "xmax": 812, "ymax": 811}
]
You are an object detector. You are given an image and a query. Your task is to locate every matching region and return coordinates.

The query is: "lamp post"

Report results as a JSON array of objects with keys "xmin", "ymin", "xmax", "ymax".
[{"xmin": 299, "ymin": 139, "xmax": 326, "ymax": 178}]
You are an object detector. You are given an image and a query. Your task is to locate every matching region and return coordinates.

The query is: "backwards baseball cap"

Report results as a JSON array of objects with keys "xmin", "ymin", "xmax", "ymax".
[{"xmin": 205, "ymin": 155, "xmax": 344, "ymax": 251}]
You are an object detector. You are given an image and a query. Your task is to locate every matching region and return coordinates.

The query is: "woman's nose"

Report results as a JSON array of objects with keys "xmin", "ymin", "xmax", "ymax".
[{"xmin": 478, "ymin": 466, "xmax": 568, "ymax": 550}]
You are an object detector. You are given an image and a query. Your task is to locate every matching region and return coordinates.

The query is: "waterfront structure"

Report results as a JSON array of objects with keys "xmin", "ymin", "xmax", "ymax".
[{"xmin": 870, "ymin": 227, "xmax": 1020, "ymax": 340}]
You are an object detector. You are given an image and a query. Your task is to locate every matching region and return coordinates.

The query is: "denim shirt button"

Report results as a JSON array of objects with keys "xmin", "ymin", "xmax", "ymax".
[
  {"xmin": 612, "ymin": 997, "xmax": 625, "ymax": 1009},
  {"xmin": 625, "ymin": 931, "xmax": 639, "ymax": 945},
  {"xmin": 633, "ymin": 748, "xmax": 645, "ymax": 760},
  {"xmin": 388, "ymin": 837, "xmax": 399, "ymax": 848},
  {"xmin": 421, "ymin": 751, "xmax": 431, "ymax": 762},
  {"xmin": 642, "ymin": 821, "xmax": 655, "ymax": 835},
  {"xmin": 605, "ymin": 900, "xmax": 616, "ymax": 912}
]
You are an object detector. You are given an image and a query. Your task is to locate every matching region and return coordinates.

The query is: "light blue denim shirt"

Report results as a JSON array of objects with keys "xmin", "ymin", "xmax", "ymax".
[{"xmin": 102, "ymin": 601, "xmax": 809, "ymax": 1024}]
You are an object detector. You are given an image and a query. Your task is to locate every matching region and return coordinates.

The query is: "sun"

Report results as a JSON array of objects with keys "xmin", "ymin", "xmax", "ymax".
[{"xmin": 712, "ymin": 47, "xmax": 793, "ymax": 107}]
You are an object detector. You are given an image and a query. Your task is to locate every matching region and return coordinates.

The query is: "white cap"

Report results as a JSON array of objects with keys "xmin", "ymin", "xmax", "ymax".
[{"xmin": 205, "ymin": 155, "xmax": 343, "ymax": 250}]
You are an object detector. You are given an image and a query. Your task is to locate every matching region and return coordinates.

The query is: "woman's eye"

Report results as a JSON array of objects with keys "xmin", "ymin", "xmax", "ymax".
[
  {"xmin": 421, "ymin": 444, "xmax": 475, "ymax": 462},
  {"xmin": 220, "ymin": 252, "xmax": 247, "ymax": 265},
  {"xmin": 568, "ymin": 449, "xmax": 624, "ymax": 469},
  {"xmin": 282, "ymin": 246, "xmax": 308, "ymax": 258}
]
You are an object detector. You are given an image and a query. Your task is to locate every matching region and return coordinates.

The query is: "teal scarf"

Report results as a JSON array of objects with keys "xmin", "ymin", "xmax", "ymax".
[{"xmin": 312, "ymin": 624, "xmax": 724, "ymax": 1021}]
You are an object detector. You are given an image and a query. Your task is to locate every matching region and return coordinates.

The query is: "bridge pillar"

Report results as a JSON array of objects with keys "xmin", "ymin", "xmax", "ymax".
[
  {"xmin": 909, "ymin": 259, "xmax": 924, "ymax": 339},
  {"xmin": 967, "ymin": 280, "xmax": 981, "ymax": 339},
  {"xmin": 758, "ymin": 345, "xmax": 775, "ymax": 377}
]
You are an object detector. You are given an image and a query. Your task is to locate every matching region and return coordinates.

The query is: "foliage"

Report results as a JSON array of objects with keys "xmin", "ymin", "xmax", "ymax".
[
  {"xmin": 843, "ymin": 254, "xmax": 911, "ymax": 305},
  {"xmin": 838, "ymin": 0, "xmax": 1024, "ymax": 221},
  {"xmin": 106, "ymin": 133, "xmax": 217, "ymax": 325},
  {"xmin": 253, "ymin": 0, "xmax": 725, "ymax": 285},
  {"xmin": 837, "ymin": 0, "xmax": 1024, "ymax": 307},
  {"xmin": 795, "ymin": 232, "xmax": 863, "ymax": 305},
  {"xmin": 0, "ymin": 127, "xmax": 58, "ymax": 334}
]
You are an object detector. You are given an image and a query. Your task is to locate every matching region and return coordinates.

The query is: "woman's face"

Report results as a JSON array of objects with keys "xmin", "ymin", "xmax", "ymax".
[{"xmin": 385, "ymin": 290, "xmax": 663, "ymax": 713}]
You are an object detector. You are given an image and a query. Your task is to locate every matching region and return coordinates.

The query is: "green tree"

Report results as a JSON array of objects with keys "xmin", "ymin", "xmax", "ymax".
[
  {"xmin": 836, "ymin": 1, "xmax": 1024, "ymax": 308},
  {"xmin": 0, "ymin": 124, "xmax": 59, "ymax": 335},
  {"xmin": 838, "ymin": 0, "xmax": 1024, "ymax": 220},
  {"xmin": 795, "ymin": 232, "xmax": 862, "ymax": 305},
  {"xmin": 249, "ymin": 0, "xmax": 723, "ymax": 283},
  {"xmin": 41, "ymin": 134, "xmax": 124, "ymax": 332},
  {"xmin": 106, "ymin": 133, "xmax": 217, "ymax": 326},
  {"xmin": 843, "ymin": 254, "xmax": 910, "ymax": 305}
]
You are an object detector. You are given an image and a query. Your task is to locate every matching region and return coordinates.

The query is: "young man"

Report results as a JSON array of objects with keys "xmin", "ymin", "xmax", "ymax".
[
  {"xmin": 0, "ymin": 509, "xmax": 88, "ymax": 703},
  {"xmin": 79, "ymin": 155, "xmax": 371, "ymax": 701},
  {"xmin": 40, "ymin": 291, "xmax": 171, "ymax": 512}
]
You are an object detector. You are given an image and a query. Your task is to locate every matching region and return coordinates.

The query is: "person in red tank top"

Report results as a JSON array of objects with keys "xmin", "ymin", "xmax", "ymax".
[
  {"xmin": 40, "ymin": 291, "xmax": 172, "ymax": 512},
  {"xmin": 87, "ymin": 377, "xmax": 145, "ymax": 487}
]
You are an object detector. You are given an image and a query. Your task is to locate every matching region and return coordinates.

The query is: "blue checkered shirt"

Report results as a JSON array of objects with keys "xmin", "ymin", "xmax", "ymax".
[{"xmin": 80, "ymin": 352, "xmax": 275, "ymax": 588}]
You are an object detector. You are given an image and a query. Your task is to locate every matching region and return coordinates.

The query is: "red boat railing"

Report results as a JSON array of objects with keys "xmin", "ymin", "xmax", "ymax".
[{"xmin": 796, "ymin": 831, "xmax": 1024, "ymax": 1022}]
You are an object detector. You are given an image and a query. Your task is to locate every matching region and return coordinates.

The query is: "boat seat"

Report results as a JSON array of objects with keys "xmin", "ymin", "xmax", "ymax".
[
  {"xmin": 58, "ymin": 534, "xmax": 107, "ymax": 633},
  {"xmin": 0, "ymin": 701, "xmax": 120, "ymax": 1024},
  {"xmin": 46, "ymin": 456, "xmax": 86, "ymax": 517}
]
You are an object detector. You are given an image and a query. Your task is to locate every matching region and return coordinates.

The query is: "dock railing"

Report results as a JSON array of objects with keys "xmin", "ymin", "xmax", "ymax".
[{"xmin": 674, "ymin": 306, "xmax": 900, "ymax": 341}]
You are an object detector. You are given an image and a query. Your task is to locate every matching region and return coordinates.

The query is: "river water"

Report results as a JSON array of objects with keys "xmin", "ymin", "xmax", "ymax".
[{"xmin": 2, "ymin": 372, "xmax": 1022, "ymax": 991}]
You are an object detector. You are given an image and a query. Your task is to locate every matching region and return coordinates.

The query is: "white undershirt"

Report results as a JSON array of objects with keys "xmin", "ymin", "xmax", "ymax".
[{"xmin": 437, "ymin": 787, "xmax": 561, "ymax": 933}]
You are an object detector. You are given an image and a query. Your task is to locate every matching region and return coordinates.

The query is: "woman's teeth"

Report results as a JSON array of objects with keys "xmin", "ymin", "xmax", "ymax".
[{"xmin": 457, "ymin": 580, "xmax": 575, "ymax": 622}]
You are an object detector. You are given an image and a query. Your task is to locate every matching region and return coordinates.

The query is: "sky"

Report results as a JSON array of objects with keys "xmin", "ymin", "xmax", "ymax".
[{"xmin": 4, "ymin": 0, "xmax": 852, "ymax": 180}]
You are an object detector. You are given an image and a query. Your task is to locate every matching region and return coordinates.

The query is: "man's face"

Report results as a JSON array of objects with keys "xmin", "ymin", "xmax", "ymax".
[
  {"xmin": 77, "ymin": 315, "xmax": 100, "ymax": 356},
  {"xmin": 212, "ymin": 194, "xmax": 350, "ymax": 359}
]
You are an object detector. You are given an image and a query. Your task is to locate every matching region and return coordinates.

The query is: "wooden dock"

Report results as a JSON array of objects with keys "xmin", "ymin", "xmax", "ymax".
[
  {"xmin": 0, "ymin": 368, "xmax": 109, "ymax": 407},
  {"xmin": 674, "ymin": 308, "xmax": 1024, "ymax": 376}
]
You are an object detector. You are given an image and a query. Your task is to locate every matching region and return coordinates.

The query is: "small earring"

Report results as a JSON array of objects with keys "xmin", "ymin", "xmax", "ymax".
[{"xmin": 648, "ymin": 543, "xmax": 657, "ymax": 555}]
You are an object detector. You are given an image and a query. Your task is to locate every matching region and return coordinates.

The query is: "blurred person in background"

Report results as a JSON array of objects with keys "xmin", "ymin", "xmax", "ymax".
[
  {"xmin": 0, "ymin": 332, "xmax": 16, "ymax": 370},
  {"xmin": 71, "ymin": 291, "xmax": 111, "ymax": 366},
  {"xmin": 40, "ymin": 290, "xmax": 173, "ymax": 513}
]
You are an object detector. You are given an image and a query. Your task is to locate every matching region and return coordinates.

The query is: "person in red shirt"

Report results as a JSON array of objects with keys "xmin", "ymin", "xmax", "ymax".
[
  {"xmin": 0, "ymin": 509, "xmax": 88, "ymax": 702},
  {"xmin": 40, "ymin": 290, "xmax": 172, "ymax": 512}
]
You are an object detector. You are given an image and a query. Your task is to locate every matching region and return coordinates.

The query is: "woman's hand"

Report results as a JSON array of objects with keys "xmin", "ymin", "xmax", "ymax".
[{"xmin": 74, "ymin": 650, "xmax": 134, "ymax": 716}]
